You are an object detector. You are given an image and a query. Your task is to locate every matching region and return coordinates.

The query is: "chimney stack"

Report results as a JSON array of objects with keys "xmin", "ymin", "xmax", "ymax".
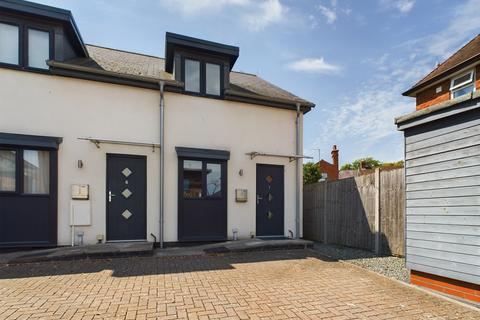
[{"xmin": 331, "ymin": 145, "xmax": 339, "ymax": 180}]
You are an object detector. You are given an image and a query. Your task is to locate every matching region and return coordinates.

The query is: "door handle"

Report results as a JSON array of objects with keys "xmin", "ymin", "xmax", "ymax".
[
  {"xmin": 109, "ymin": 190, "xmax": 116, "ymax": 202},
  {"xmin": 256, "ymin": 194, "xmax": 263, "ymax": 204}
]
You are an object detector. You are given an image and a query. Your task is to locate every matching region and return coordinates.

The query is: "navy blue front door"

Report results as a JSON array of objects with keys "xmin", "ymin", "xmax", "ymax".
[
  {"xmin": 106, "ymin": 154, "xmax": 147, "ymax": 241},
  {"xmin": 256, "ymin": 164, "xmax": 284, "ymax": 237}
]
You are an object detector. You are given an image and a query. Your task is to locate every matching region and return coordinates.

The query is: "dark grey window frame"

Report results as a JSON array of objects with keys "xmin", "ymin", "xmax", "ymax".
[
  {"xmin": 0, "ymin": 18, "xmax": 53, "ymax": 74},
  {"xmin": 181, "ymin": 55, "xmax": 224, "ymax": 99},
  {"xmin": 181, "ymin": 158, "xmax": 225, "ymax": 200},
  {"xmin": 26, "ymin": 26, "xmax": 53, "ymax": 71},
  {"xmin": 183, "ymin": 57, "xmax": 201, "ymax": 94},
  {"xmin": 0, "ymin": 21, "xmax": 21, "ymax": 67}
]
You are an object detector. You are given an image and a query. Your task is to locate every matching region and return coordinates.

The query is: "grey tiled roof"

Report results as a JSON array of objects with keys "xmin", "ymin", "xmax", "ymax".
[{"xmin": 78, "ymin": 45, "xmax": 312, "ymax": 107}]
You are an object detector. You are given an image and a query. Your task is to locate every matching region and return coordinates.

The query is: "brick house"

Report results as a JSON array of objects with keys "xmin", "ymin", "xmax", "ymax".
[
  {"xmin": 316, "ymin": 145, "xmax": 339, "ymax": 181},
  {"xmin": 396, "ymin": 34, "xmax": 480, "ymax": 302}
]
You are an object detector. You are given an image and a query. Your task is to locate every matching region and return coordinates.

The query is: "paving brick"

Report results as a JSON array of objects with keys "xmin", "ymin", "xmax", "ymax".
[{"xmin": 0, "ymin": 250, "xmax": 478, "ymax": 319}]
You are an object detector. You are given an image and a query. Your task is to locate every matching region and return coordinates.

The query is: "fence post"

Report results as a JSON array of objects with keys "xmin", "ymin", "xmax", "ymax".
[
  {"xmin": 323, "ymin": 182, "xmax": 328, "ymax": 244},
  {"xmin": 374, "ymin": 168, "xmax": 381, "ymax": 254}
]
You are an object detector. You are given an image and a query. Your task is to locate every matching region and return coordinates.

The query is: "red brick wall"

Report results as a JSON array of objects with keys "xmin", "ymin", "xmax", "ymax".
[
  {"xmin": 318, "ymin": 160, "xmax": 338, "ymax": 182},
  {"xmin": 411, "ymin": 270, "xmax": 480, "ymax": 303},
  {"xmin": 416, "ymin": 79, "xmax": 450, "ymax": 111},
  {"xmin": 476, "ymin": 65, "xmax": 480, "ymax": 90},
  {"xmin": 416, "ymin": 65, "xmax": 480, "ymax": 111}
]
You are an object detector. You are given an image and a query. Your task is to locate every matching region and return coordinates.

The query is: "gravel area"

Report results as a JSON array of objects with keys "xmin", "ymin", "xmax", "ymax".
[{"xmin": 312, "ymin": 242, "xmax": 409, "ymax": 282}]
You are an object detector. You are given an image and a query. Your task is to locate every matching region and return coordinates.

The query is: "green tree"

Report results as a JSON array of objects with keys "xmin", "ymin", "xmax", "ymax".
[
  {"xmin": 303, "ymin": 162, "xmax": 322, "ymax": 184},
  {"xmin": 381, "ymin": 160, "xmax": 404, "ymax": 168},
  {"xmin": 340, "ymin": 157, "xmax": 382, "ymax": 170},
  {"xmin": 341, "ymin": 157, "xmax": 404, "ymax": 170}
]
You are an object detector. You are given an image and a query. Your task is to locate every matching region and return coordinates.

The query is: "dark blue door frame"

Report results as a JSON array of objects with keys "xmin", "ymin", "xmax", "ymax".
[
  {"xmin": 177, "ymin": 157, "xmax": 228, "ymax": 241},
  {"xmin": 106, "ymin": 154, "xmax": 147, "ymax": 242},
  {"xmin": 256, "ymin": 164, "xmax": 284, "ymax": 237}
]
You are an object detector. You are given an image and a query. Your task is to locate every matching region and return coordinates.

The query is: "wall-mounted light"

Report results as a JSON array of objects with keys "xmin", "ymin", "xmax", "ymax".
[{"xmin": 78, "ymin": 160, "xmax": 84, "ymax": 169}]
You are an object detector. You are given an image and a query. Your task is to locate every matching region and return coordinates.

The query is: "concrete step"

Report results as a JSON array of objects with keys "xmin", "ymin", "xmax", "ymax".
[{"xmin": 1, "ymin": 242, "xmax": 154, "ymax": 264}]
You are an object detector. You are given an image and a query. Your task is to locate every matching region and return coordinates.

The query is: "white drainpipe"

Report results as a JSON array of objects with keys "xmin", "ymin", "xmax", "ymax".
[
  {"xmin": 295, "ymin": 102, "xmax": 301, "ymax": 239},
  {"xmin": 159, "ymin": 81, "xmax": 165, "ymax": 248}
]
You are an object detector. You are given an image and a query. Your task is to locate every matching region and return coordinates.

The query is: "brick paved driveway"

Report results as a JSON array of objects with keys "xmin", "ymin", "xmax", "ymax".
[{"xmin": 0, "ymin": 250, "xmax": 478, "ymax": 320}]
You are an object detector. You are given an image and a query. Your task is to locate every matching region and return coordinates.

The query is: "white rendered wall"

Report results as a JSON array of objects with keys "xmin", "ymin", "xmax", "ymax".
[{"xmin": 0, "ymin": 68, "xmax": 303, "ymax": 244}]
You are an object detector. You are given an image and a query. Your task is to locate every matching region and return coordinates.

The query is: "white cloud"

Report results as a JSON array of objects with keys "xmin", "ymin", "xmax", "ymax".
[
  {"xmin": 160, "ymin": 0, "xmax": 287, "ymax": 31},
  {"xmin": 243, "ymin": 0, "xmax": 287, "ymax": 31},
  {"xmin": 317, "ymin": 4, "xmax": 337, "ymax": 24},
  {"xmin": 424, "ymin": 0, "xmax": 480, "ymax": 59},
  {"xmin": 160, "ymin": 0, "xmax": 249, "ymax": 15},
  {"xmin": 381, "ymin": 0, "xmax": 415, "ymax": 13},
  {"xmin": 396, "ymin": 0, "xmax": 415, "ymax": 12},
  {"xmin": 288, "ymin": 58, "xmax": 340, "ymax": 74},
  {"xmin": 307, "ymin": 0, "xmax": 480, "ymax": 164}
]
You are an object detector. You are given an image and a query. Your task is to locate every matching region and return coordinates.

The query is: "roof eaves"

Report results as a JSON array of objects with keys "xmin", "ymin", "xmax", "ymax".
[
  {"xmin": 224, "ymin": 88, "xmax": 315, "ymax": 113},
  {"xmin": 402, "ymin": 52, "xmax": 480, "ymax": 97},
  {"xmin": 395, "ymin": 90, "xmax": 480, "ymax": 129},
  {"xmin": 47, "ymin": 60, "xmax": 181, "ymax": 87}
]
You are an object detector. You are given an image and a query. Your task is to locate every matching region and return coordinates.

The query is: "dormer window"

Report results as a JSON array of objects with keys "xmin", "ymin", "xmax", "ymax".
[
  {"xmin": 0, "ymin": 23, "xmax": 19, "ymax": 65},
  {"xmin": 185, "ymin": 58, "xmax": 200, "ymax": 93},
  {"xmin": 450, "ymin": 70, "xmax": 475, "ymax": 99},
  {"xmin": 206, "ymin": 63, "xmax": 221, "ymax": 96},
  {"xmin": 0, "ymin": 21, "xmax": 51, "ymax": 71},
  {"xmin": 165, "ymin": 33, "xmax": 239, "ymax": 99},
  {"xmin": 183, "ymin": 57, "xmax": 223, "ymax": 97},
  {"xmin": 27, "ymin": 28, "xmax": 50, "ymax": 70}
]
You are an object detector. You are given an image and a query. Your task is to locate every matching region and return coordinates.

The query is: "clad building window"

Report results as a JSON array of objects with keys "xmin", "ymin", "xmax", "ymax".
[
  {"xmin": 183, "ymin": 58, "xmax": 223, "ymax": 97},
  {"xmin": 0, "ymin": 23, "xmax": 19, "ymax": 65},
  {"xmin": 28, "ymin": 29, "xmax": 50, "ymax": 70},
  {"xmin": 450, "ymin": 70, "xmax": 475, "ymax": 99}
]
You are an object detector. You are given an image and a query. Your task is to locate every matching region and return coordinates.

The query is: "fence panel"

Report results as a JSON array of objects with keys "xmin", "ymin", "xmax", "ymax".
[{"xmin": 303, "ymin": 168, "xmax": 405, "ymax": 256}]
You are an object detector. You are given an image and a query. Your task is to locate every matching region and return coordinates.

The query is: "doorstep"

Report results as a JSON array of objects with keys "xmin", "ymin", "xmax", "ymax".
[
  {"xmin": 155, "ymin": 238, "xmax": 314, "ymax": 257},
  {"xmin": 0, "ymin": 242, "xmax": 154, "ymax": 264}
]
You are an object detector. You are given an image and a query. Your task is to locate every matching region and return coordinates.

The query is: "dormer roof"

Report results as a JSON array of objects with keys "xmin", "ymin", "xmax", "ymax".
[
  {"xmin": 0, "ymin": 0, "xmax": 88, "ymax": 58},
  {"xmin": 165, "ymin": 32, "xmax": 239, "ymax": 73}
]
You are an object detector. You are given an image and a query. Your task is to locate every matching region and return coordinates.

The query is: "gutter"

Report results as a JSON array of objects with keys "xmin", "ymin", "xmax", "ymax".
[
  {"xmin": 224, "ymin": 89, "xmax": 315, "ymax": 112},
  {"xmin": 47, "ymin": 60, "xmax": 182, "ymax": 88},
  {"xmin": 47, "ymin": 61, "xmax": 315, "ymax": 112}
]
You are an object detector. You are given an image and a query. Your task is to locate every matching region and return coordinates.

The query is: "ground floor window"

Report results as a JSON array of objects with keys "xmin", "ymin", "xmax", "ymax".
[
  {"xmin": 0, "ymin": 148, "xmax": 50, "ymax": 195},
  {"xmin": 23, "ymin": 149, "xmax": 50, "ymax": 194},
  {"xmin": 182, "ymin": 159, "xmax": 223, "ymax": 199},
  {"xmin": 0, "ymin": 149, "xmax": 16, "ymax": 192},
  {"xmin": 0, "ymin": 132, "xmax": 61, "ymax": 247}
]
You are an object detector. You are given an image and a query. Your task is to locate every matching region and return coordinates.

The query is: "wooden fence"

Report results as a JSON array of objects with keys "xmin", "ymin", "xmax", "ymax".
[{"xmin": 303, "ymin": 168, "xmax": 404, "ymax": 256}]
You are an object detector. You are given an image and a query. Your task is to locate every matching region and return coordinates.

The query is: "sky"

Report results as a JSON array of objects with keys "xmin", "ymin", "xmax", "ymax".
[{"xmin": 35, "ymin": 0, "xmax": 480, "ymax": 165}]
